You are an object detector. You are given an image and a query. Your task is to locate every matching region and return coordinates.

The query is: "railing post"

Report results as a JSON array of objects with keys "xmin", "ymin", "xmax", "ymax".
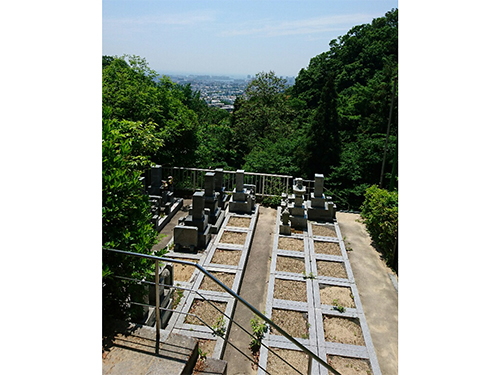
[
  {"xmin": 308, "ymin": 354, "xmax": 313, "ymax": 375},
  {"xmin": 155, "ymin": 260, "xmax": 160, "ymax": 342}
]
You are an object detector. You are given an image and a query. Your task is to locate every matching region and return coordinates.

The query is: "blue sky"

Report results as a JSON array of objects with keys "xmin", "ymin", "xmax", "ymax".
[{"xmin": 103, "ymin": 0, "xmax": 398, "ymax": 77}]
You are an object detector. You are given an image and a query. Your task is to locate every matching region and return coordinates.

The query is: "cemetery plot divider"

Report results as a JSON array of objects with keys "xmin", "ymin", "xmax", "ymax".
[{"xmin": 258, "ymin": 207, "xmax": 382, "ymax": 375}]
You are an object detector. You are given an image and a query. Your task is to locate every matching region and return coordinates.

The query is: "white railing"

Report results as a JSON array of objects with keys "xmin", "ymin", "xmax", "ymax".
[{"xmin": 164, "ymin": 167, "xmax": 294, "ymax": 197}]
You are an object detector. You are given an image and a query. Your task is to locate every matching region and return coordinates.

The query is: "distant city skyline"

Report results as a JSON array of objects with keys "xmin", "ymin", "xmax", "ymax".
[{"xmin": 103, "ymin": 0, "xmax": 398, "ymax": 77}]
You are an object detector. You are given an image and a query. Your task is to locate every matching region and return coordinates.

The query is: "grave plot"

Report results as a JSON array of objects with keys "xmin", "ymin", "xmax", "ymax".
[
  {"xmin": 327, "ymin": 355, "xmax": 373, "ymax": 375},
  {"xmin": 209, "ymin": 248, "xmax": 242, "ymax": 267},
  {"xmin": 167, "ymin": 209, "xmax": 259, "ymax": 360},
  {"xmin": 273, "ymin": 279, "xmax": 308, "ymax": 303},
  {"xmin": 315, "ymin": 260, "xmax": 348, "ymax": 279},
  {"xmin": 322, "ymin": 316, "xmax": 365, "ymax": 346},
  {"xmin": 199, "ymin": 271, "xmax": 236, "ymax": 294},
  {"xmin": 270, "ymin": 308, "xmax": 310, "ymax": 339},
  {"xmin": 311, "ymin": 223, "xmax": 338, "ymax": 238},
  {"xmin": 184, "ymin": 299, "xmax": 228, "ymax": 328},
  {"xmin": 278, "ymin": 236, "xmax": 305, "ymax": 252},
  {"xmin": 171, "ymin": 258, "xmax": 199, "ymax": 283},
  {"xmin": 258, "ymin": 207, "xmax": 381, "ymax": 375},
  {"xmin": 314, "ymin": 240, "xmax": 342, "ymax": 256},
  {"xmin": 226, "ymin": 216, "xmax": 251, "ymax": 228},
  {"xmin": 266, "ymin": 348, "xmax": 309, "ymax": 375},
  {"xmin": 318, "ymin": 284, "xmax": 355, "ymax": 309},
  {"xmin": 220, "ymin": 230, "xmax": 247, "ymax": 245},
  {"xmin": 275, "ymin": 254, "xmax": 305, "ymax": 274}
]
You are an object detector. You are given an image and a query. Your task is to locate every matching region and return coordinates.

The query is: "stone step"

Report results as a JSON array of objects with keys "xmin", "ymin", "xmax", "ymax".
[{"xmin": 102, "ymin": 322, "xmax": 198, "ymax": 375}]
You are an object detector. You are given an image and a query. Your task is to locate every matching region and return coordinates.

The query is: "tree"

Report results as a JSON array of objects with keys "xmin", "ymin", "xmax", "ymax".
[
  {"xmin": 306, "ymin": 74, "xmax": 341, "ymax": 177},
  {"xmin": 102, "ymin": 107, "xmax": 164, "ymax": 322},
  {"xmin": 102, "ymin": 55, "xmax": 200, "ymax": 167},
  {"xmin": 245, "ymin": 71, "xmax": 287, "ymax": 105}
]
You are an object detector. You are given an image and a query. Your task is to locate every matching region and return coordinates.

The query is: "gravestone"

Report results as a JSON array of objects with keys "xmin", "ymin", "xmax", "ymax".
[
  {"xmin": 149, "ymin": 165, "xmax": 163, "ymax": 196},
  {"xmin": 307, "ymin": 173, "xmax": 336, "ymax": 222},
  {"xmin": 204, "ymin": 172, "xmax": 225, "ymax": 234},
  {"xmin": 174, "ymin": 190, "xmax": 212, "ymax": 252},
  {"xmin": 229, "ymin": 170, "xmax": 255, "ymax": 213},
  {"xmin": 214, "ymin": 168, "xmax": 229, "ymax": 210},
  {"xmin": 286, "ymin": 177, "xmax": 308, "ymax": 229},
  {"xmin": 146, "ymin": 165, "xmax": 183, "ymax": 231},
  {"xmin": 279, "ymin": 207, "xmax": 292, "ymax": 235}
]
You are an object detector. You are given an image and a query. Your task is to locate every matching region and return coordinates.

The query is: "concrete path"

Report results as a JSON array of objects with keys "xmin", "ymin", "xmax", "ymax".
[
  {"xmin": 222, "ymin": 206, "xmax": 276, "ymax": 375},
  {"xmin": 337, "ymin": 212, "xmax": 398, "ymax": 375}
]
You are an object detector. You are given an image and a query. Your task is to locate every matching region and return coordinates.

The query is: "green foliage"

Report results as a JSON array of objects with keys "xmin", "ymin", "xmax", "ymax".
[
  {"xmin": 212, "ymin": 316, "xmax": 226, "ymax": 337},
  {"xmin": 292, "ymin": 9, "xmax": 398, "ymax": 208},
  {"xmin": 360, "ymin": 185, "xmax": 398, "ymax": 267},
  {"xmin": 261, "ymin": 195, "xmax": 282, "ymax": 208},
  {"xmin": 231, "ymin": 71, "xmax": 299, "ymax": 161},
  {"xmin": 197, "ymin": 347, "xmax": 207, "ymax": 361},
  {"xmin": 249, "ymin": 315, "xmax": 268, "ymax": 353},
  {"xmin": 302, "ymin": 271, "xmax": 316, "ymax": 280},
  {"xmin": 102, "ymin": 108, "xmax": 163, "ymax": 321},
  {"xmin": 332, "ymin": 299, "xmax": 346, "ymax": 313},
  {"xmin": 172, "ymin": 287, "xmax": 184, "ymax": 309},
  {"xmin": 102, "ymin": 55, "xmax": 200, "ymax": 167}
]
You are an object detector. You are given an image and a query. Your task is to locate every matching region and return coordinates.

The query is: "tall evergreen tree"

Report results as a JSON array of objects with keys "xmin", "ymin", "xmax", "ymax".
[{"xmin": 306, "ymin": 74, "xmax": 340, "ymax": 177}]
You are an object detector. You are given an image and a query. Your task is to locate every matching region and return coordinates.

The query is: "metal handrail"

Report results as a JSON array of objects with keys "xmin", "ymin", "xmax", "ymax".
[
  {"xmin": 117, "ymin": 279, "xmax": 303, "ymax": 375},
  {"xmin": 104, "ymin": 247, "xmax": 341, "ymax": 375}
]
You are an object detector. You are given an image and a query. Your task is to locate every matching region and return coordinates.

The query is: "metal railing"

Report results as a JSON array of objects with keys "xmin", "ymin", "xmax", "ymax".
[
  {"xmin": 164, "ymin": 167, "xmax": 294, "ymax": 197},
  {"xmin": 161, "ymin": 166, "xmax": 351, "ymax": 210},
  {"xmin": 103, "ymin": 248, "xmax": 341, "ymax": 375}
]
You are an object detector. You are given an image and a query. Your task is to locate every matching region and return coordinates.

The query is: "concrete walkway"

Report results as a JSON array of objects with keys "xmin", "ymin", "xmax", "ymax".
[
  {"xmin": 222, "ymin": 206, "xmax": 276, "ymax": 375},
  {"xmin": 337, "ymin": 212, "xmax": 398, "ymax": 375}
]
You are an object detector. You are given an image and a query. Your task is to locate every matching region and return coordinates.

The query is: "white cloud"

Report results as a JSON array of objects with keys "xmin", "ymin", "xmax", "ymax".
[
  {"xmin": 219, "ymin": 13, "xmax": 378, "ymax": 37},
  {"xmin": 104, "ymin": 10, "xmax": 217, "ymax": 27}
]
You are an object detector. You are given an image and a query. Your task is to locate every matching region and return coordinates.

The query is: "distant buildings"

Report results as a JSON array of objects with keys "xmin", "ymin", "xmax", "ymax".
[{"xmin": 167, "ymin": 74, "xmax": 296, "ymax": 112}]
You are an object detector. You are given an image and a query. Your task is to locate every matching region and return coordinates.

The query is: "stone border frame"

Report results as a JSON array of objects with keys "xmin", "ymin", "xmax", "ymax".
[
  {"xmin": 307, "ymin": 221, "xmax": 382, "ymax": 375},
  {"xmin": 259, "ymin": 207, "xmax": 321, "ymax": 375},
  {"xmin": 165, "ymin": 205, "xmax": 260, "ymax": 360},
  {"xmin": 258, "ymin": 207, "xmax": 382, "ymax": 375}
]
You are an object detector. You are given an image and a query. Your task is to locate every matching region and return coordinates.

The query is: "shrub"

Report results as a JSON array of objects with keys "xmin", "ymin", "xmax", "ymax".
[
  {"xmin": 261, "ymin": 195, "xmax": 281, "ymax": 208},
  {"xmin": 249, "ymin": 315, "xmax": 268, "ymax": 353},
  {"xmin": 360, "ymin": 185, "xmax": 398, "ymax": 268}
]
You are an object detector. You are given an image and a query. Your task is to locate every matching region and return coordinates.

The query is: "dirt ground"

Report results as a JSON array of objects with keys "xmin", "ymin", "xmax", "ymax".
[
  {"xmin": 210, "ymin": 249, "xmax": 242, "ymax": 266},
  {"xmin": 273, "ymin": 279, "xmax": 307, "ymax": 302},
  {"xmin": 227, "ymin": 216, "xmax": 251, "ymax": 228},
  {"xmin": 278, "ymin": 237, "xmax": 304, "ymax": 252},
  {"xmin": 172, "ymin": 258, "xmax": 198, "ymax": 282},
  {"xmin": 319, "ymin": 285, "xmax": 355, "ymax": 308},
  {"xmin": 199, "ymin": 272, "xmax": 235, "ymax": 293},
  {"xmin": 327, "ymin": 355, "xmax": 372, "ymax": 375},
  {"xmin": 314, "ymin": 241, "xmax": 342, "ymax": 256},
  {"xmin": 197, "ymin": 339, "xmax": 217, "ymax": 358},
  {"xmin": 323, "ymin": 316, "xmax": 365, "ymax": 346},
  {"xmin": 185, "ymin": 300, "xmax": 227, "ymax": 327},
  {"xmin": 220, "ymin": 231, "xmax": 247, "ymax": 245},
  {"xmin": 275, "ymin": 255, "xmax": 305, "ymax": 273},
  {"xmin": 311, "ymin": 224, "xmax": 337, "ymax": 238},
  {"xmin": 316, "ymin": 260, "xmax": 348, "ymax": 279},
  {"xmin": 266, "ymin": 348, "xmax": 308, "ymax": 375},
  {"xmin": 271, "ymin": 309, "xmax": 309, "ymax": 339}
]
